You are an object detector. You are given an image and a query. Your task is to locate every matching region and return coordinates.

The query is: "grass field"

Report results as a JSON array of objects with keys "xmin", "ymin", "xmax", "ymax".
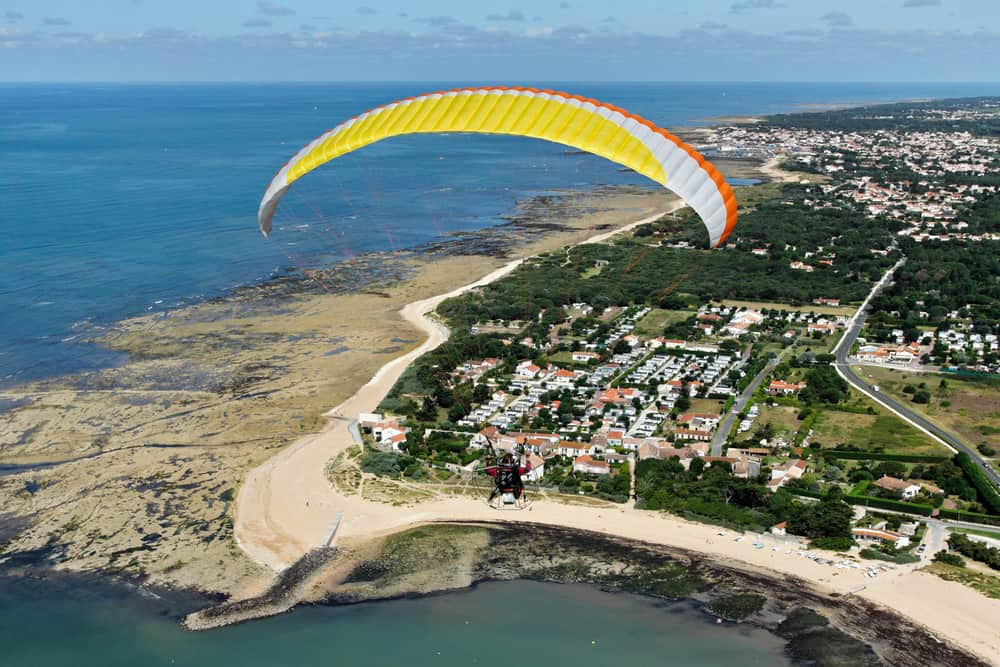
[
  {"xmin": 689, "ymin": 397, "xmax": 725, "ymax": 415},
  {"xmin": 719, "ymin": 299, "xmax": 855, "ymax": 317},
  {"xmin": 809, "ymin": 390, "xmax": 948, "ymax": 455},
  {"xmin": 633, "ymin": 308, "xmax": 694, "ymax": 338},
  {"xmin": 850, "ymin": 365, "xmax": 1000, "ymax": 453},
  {"xmin": 737, "ymin": 404, "xmax": 801, "ymax": 442}
]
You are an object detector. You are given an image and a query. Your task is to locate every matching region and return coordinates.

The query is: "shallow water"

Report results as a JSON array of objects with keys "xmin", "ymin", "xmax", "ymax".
[{"xmin": 0, "ymin": 577, "xmax": 793, "ymax": 666}]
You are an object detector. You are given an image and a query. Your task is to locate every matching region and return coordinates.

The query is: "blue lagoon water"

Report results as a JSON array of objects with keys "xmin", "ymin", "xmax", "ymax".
[
  {"xmin": 0, "ymin": 578, "xmax": 794, "ymax": 667},
  {"xmin": 2, "ymin": 81, "xmax": 998, "ymax": 385}
]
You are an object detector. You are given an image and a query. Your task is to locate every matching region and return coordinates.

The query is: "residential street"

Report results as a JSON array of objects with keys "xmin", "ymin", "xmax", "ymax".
[{"xmin": 711, "ymin": 350, "xmax": 786, "ymax": 456}]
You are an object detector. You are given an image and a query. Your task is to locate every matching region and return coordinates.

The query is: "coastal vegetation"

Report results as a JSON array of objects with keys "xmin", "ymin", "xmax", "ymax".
[
  {"xmin": 925, "ymin": 561, "xmax": 1000, "ymax": 601},
  {"xmin": 946, "ymin": 532, "xmax": 1000, "ymax": 571}
]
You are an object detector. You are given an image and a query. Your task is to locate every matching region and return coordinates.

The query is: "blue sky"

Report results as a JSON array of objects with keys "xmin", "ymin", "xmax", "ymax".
[{"xmin": 1, "ymin": 0, "xmax": 998, "ymax": 81}]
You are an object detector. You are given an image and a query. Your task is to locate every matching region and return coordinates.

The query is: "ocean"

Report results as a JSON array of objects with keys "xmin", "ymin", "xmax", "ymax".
[
  {"xmin": 2, "ymin": 81, "xmax": 998, "ymax": 386},
  {"xmin": 0, "ymin": 577, "xmax": 793, "ymax": 666}
]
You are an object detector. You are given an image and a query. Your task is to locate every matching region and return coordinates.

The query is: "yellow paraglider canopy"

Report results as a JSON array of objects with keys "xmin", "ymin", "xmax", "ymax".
[{"xmin": 259, "ymin": 86, "xmax": 737, "ymax": 246}]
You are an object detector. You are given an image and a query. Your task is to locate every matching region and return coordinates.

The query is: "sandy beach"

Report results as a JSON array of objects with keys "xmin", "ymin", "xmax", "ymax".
[{"xmin": 233, "ymin": 202, "xmax": 1000, "ymax": 664}]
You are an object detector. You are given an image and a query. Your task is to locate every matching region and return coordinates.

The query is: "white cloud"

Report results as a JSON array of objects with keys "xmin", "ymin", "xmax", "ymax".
[
  {"xmin": 486, "ymin": 9, "xmax": 525, "ymax": 22},
  {"xmin": 820, "ymin": 11, "xmax": 853, "ymax": 28},
  {"xmin": 731, "ymin": 0, "xmax": 784, "ymax": 13},
  {"xmin": 257, "ymin": 1, "xmax": 295, "ymax": 16}
]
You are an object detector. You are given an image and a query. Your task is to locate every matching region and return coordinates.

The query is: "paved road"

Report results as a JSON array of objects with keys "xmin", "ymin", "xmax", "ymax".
[
  {"xmin": 832, "ymin": 259, "xmax": 1000, "ymax": 489},
  {"xmin": 711, "ymin": 350, "xmax": 785, "ymax": 456}
]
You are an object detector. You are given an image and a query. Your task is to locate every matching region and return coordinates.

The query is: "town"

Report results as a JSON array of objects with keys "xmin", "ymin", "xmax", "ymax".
[{"xmin": 350, "ymin": 98, "xmax": 1000, "ymax": 581}]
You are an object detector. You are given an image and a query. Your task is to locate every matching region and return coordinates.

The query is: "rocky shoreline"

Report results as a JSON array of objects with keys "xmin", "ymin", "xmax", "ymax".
[{"xmin": 186, "ymin": 522, "xmax": 986, "ymax": 667}]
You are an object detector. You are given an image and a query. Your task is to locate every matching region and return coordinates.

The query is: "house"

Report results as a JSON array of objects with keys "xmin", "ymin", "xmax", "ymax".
[
  {"xmin": 807, "ymin": 322, "xmax": 836, "ymax": 335},
  {"xmin": 552, "ymin": 369, "xmax": 577, "ymax": 386},
  {"xmin": 919, "ymin": 481, "xmax": 945, "ymax": 496},
  {"xmin": 767, "ymin": 459, "xmax": 807, "ymax": 490},
  {"xmin": 571, "ymin": 351, "xmax": 601, "ymax": 363},
  {"xmin": 673, "ymin": 428, "xmax": 713, "ymax": 442},
  {"xmin": 856, "ymin": 345, "xmax": 891, "ymax": 363},
  {"xmin": 358, "ymin": 412, "xmax": 383, "ymax": 432},
  {"xmin": 637, "ymin": 442, "xmax": 701, "ymax": 464},
  {"xmin": 621, "ymin": 436, "xmax": 646, "ymax": 452},
  {"xmin": 597, "ymin": 388, "xmax": 640, "ymax": 404},
  {"xmin": 677, "ymin": 412, "xmax": 720, "ymax": 432},
  {"xmin": 873, "ymin": 475, "xmax": 922, "ymax": 499},
  {"xmin": 552, "ymin": 440, "xmax": 596, "ymax": 457},
  {"xmin": 790, "ymin": 261, "xmax": 815, "ymax": 272},
  {"xmin": 852, "ymin": 527, "xmax": 910, "ymax": 548},
  {"xmin": 771, "ymin": 521, "xmax": 787, "ymax": 536},
  {"xmin": 814, "ymin": 298, "xmax": 840, "ymax": 307},
  {"xmin": 372, "ymin": 421, "xmax": 404, "ymax": 442},
  {"xmin": 725, "ymin": 321, "xmax": 753, "ymax": 337},
  {"xmin": 573, "ymin": 455, "xmax": 611, "ymax": 475},
  {"xmin": 607, "ymin": 430, "xmax": 624, "ymax": 446},
  {"xmin": 385, "ymin": 432, "xmax": 408, "ymax": 451},
  {"xmin": 524, "ymin": 454, "xmax": 545, "ymax": 482},
  {"xmin": 768, "ymin": 380, "xmax": 807, "ymax": 396},
  {"xmin": 516, "ymin": 361, "xmax": 541, "ymax": 378}
]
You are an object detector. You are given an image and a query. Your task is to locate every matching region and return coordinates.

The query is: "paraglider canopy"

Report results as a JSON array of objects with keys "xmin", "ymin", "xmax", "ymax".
[{"xmin": 258, "ymin": 86, "xmax": 738, "ymax": 246}]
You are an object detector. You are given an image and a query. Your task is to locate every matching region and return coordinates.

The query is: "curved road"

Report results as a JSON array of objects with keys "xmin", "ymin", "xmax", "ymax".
[{"xmin": 832, "ymin": 259, "xmax": 1000, "ymax": 489}]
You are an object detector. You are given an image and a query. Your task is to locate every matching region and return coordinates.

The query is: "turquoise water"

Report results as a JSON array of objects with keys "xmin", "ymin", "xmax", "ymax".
[
  {"xmin": 2, "ymin": 81, "xmax": 998, "ymax": 385},
  {"xmin": 0, "ymin": 578, "xmax": 792, "ymax": 666}
]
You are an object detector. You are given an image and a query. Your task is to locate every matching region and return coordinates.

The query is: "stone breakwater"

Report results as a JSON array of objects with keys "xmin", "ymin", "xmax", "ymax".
[{"xmin": 184, "ymin": 547, "xmax": 339, "ymax": 630}]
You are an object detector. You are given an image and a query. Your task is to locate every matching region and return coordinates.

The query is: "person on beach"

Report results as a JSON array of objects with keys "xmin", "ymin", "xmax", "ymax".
[{"xmin": 485, "ymin": 452, "xmax": 532, "ymax": 505}]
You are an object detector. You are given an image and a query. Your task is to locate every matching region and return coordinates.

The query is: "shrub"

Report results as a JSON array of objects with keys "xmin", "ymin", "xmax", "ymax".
[
  {"xmin": 860, "ymin": 548, "xmax": 919, "ymax": 564},
  {"xmin": 936, "ymin": 508, "xmax": 1000, "ymax": 526},
  {"xmin": 360, "ymin": 450, "xmax": 413, "ymax": 477},
  {"xmin": 811, "ymin": 536, "xmax": 856, "ymax": 551},
  {"xmin": 954, "ymin": 452, "xmax": 1000, "ymax": 514},
  {"xmin": 934, "ymin": 552, "xmax": 965, "ymax": 567}
]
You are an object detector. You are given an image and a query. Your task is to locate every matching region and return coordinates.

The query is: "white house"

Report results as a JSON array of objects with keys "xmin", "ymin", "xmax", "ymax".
[
  {"xmin": 852, "ymin": 527, "xmax": 911, "ymax": 548},
  {"xmin": 873, "ymin": 475, "xmax": 922, "ymax": 499},
  {"xmin": 573, "ymin": 455, "xmax": 611, "ymax": 475}
]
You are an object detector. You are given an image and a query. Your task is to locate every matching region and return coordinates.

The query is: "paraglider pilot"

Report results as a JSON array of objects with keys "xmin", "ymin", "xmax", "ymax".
[{"xmin": 485, "ymin": 451, "xmax": 532, "ymax": 505}]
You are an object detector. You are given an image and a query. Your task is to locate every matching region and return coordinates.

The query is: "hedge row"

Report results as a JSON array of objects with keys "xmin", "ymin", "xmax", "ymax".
[
  {"xmin": 937, "ymin": 509, "xmax": 1000, "ymax": 526},
  {"xmin": 787, "ymin": 489, "xmax": 934, "ymax": 516},
  {"xmin": 822, "ymin": 450, "xmax": 949, "ymax": 463},
  {"xmin": 954, "ymin": 453, "xmax": 1000, "ymax": 515},
  {"xmin": 845, "ymin": 495, "xmax": 935, "ymax": 516}
]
